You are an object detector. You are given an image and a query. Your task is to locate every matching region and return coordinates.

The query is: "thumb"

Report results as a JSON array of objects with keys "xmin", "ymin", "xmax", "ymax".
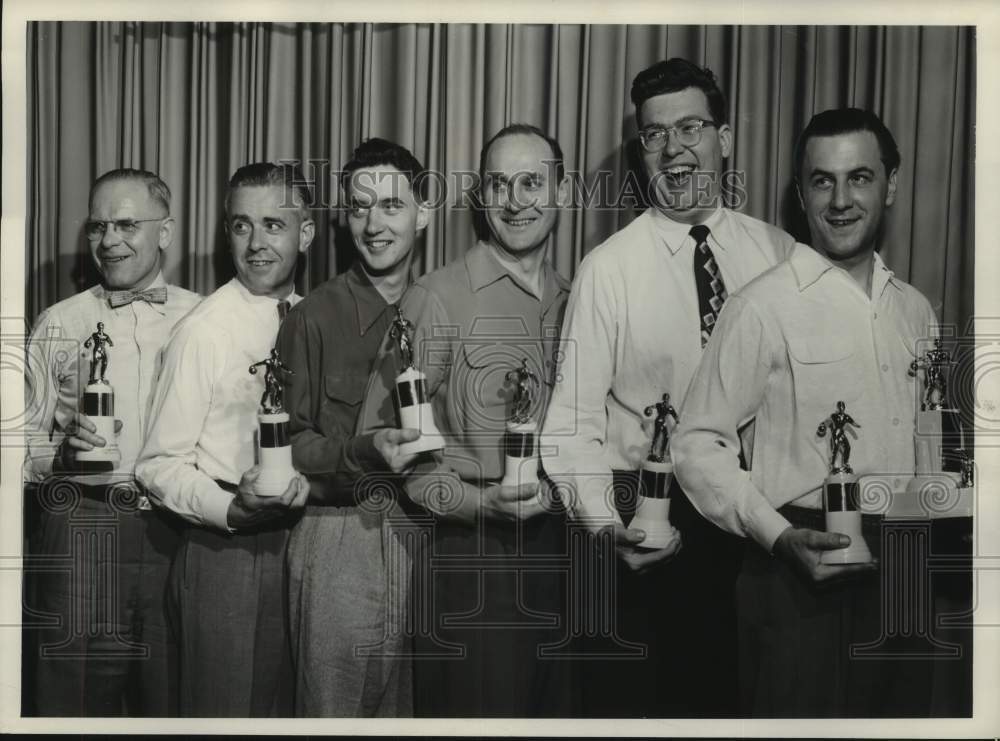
[
  {"xmin": 619, "ymin": 527, "xmax": 648, "ymax": 545},
  {"xmin": 241, "ymin": 465, "xmax": 262, "ymax": 484},
  {"xmin": 391, "ymin": 427, "xmax": 421, "ymax": 443},
  {"xmin": 114, "ymin": 419, "xmax": 124, "ymax": 434},
  {"xmin": 811, "ymin": 529, "xmax": 851, "ymax": 550}
]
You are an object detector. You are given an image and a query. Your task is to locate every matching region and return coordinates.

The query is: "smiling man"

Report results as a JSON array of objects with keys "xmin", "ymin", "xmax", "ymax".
[
  {"xmin": 672, "ymin": 108, "xmax": 938, "ymax": 716},
  {"xmin": 24, "ymin": 169, "xmax": 201, "ymax": 716},
  {"xmin": 274, "ymin": 138, "xmax": 426, "ymax": 717},
  {"xmin": 540, "ymin": 58, "xmax": 795, "ymax": 716},
  {"xmin": 358, "ymin": 123, "xmax": 574, "ymax": 717},
  {"xmin": 136, "ymin": 162, "xmax": 312, "ymax": 717}
]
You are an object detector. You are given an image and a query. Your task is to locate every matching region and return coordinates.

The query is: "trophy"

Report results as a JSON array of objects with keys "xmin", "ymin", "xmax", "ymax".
[
  {"xmin": 816, "ymin": 401, "xmax": 872, "ymax": 564},
  {"xmin": 77, "ymin": 322, "xmax": 121, "ymax": 466},
  {"xmin": 500, "ymin": 359, "xmax": 540, "ymax": 488},
  {"xmin": 390, "ymin": 307, "xmax": 445, "ymax": 456},
  {"xmin": 910, "ymin": 338, "xmax": 967, "ymax": 479},
  {"xmin": 630, "ymin": 392, "xmax": 680, "ymax": 549},
  {"xmin": 248, "ymin": 348, "xmax": 296, "ymax": 497}
]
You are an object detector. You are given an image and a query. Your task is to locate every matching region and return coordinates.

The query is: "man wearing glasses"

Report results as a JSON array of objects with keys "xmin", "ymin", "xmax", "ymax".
[
  {"xmin": 541, "ymin": 58, "xmax": 795, "ymax": 716},
  {"xmin": 24, "ymin": 169, "xmax": 201, "ymax": 715}
]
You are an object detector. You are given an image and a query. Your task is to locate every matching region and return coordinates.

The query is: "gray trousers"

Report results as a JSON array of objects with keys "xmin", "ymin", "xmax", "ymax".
[
  {"xmin": 170, "ymin": 522, "xmax": 294, "ymax": 717},
  {"xmin": 286, "ymin": 504, "xmax": 412, "ymax": 717}
]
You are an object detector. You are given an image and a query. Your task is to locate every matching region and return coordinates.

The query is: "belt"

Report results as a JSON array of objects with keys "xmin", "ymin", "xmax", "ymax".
[
  {"xmin": 779, "ymin": 503, "xmax": 884, "ymax": 537},
  {"xmin": 72, "ymin": 481, "xmax": 153, "ymax": 511}
]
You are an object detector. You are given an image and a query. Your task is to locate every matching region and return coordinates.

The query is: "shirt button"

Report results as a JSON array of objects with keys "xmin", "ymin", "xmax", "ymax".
[
  {"xmin": 873, "ymin": 312, "xmax": 878, "ymax": 319},
  {"xmin": 881, "ymin": 364, "xmax": 889, "ymax": 372},
  {"xmin": 892, "ymin": 418, "xmax": 900, "ymax": 426}
]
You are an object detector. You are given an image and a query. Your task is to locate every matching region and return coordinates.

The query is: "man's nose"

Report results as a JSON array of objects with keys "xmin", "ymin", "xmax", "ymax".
[
  {"xmin": 100, "ymin": 222, "xmax": 122, "ymax": 248},
  {"xmin": 364, "ymin": 208, "xmax": 385, "ymax": 233},
  {"xmin": 831, "ymin": 180, "xmax": 852, "ymax": 210},
  {"xmin": 662, "ymin": 129, "xmax": 685, "ymax": 158}
]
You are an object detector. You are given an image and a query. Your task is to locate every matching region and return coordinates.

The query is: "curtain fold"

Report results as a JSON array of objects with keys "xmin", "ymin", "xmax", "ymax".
[{"xmin": 26, "ymin": 22, "xmax": 974, "ymax": 337}]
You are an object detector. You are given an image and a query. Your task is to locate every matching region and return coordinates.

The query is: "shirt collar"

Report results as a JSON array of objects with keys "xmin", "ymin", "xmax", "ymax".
[
  {"xmin": 648, "ymin": 206, "xmax": 727, "ymax": 256},
  {"xmin": 346, "ymin": 261, "xmax": 393, "ymax": 335},
  {"xmin": 464, "ymin": 240, "xmax": 569, "ymax": 307},
  {"xmin": 790, "ymin": 244, "xmax": 902, "ymax": 296},
  {"xmin": 230, "ymin": 276, "xmax": 299, "ymax": 310}
]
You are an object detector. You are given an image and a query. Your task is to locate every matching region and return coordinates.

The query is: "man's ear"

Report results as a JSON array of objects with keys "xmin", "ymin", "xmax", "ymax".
[
  {"xmin": 556, "ymin": 174, "xmax": 572, "ymax": 209},
  {"xmin": 885, "ymin": 168, "xmax": 898, "ymax": 207},
  {"xmin": 299, "ymin": 217, "xmax": 316, "ymax": 253},
  {"xmin": 416, "ymin": 202, "xmax": 430, "ymax": 232},
  {"xmin": 718, "ymin": 123, "xmax": 733, "ymax": 159},
  {"xmin": 158, "ymin": 216, "xmax": 176, "ymax": 251}
]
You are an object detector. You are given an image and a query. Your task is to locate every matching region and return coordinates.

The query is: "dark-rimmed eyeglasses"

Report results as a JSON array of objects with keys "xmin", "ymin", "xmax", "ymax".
[
  {"xmin": 639, "ymin": 119, "xmax": 717, "ymax": 153},
  {"xmin": 84, "ymin": 218, "xmax": 166, "ymax": 240}
]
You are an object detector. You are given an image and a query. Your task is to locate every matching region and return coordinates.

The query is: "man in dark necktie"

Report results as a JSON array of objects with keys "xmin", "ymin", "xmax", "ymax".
[
  {"xmin": 24, "ymin": 168, "xmax": 202, "ymax": 716},
  {"xmin": 541, "ymin": 58, "xmax": 795, "ymax": 716}
]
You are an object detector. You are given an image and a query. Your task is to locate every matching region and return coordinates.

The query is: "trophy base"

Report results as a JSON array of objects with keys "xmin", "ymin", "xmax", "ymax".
[
  {"xmin": 255, "ymin": 413, "xmax": 295, "ymax": 497},
  {"xmin": 632, "ymin": 460, "xmax": 676, "ymax": 549},
  {"xmin": 631, "ymin": 497, "xmax": 679, "ymax": 550},
  {"xmin": 75, "ymin": 414, "xmax": 120, "ymax": 466},
  {"xmin": 395, "ymin": 369, "xmax": 446, "ymax": 456},
  {"xmin": 501, "ymin": 421, "xmax": 538, "ymax": 488},
  {"xmin": 398, "ymin": 433, "xmax": 447, "ymax": 457},
  {"xmin": 254, "ymin": 465, "xmax": 297, "ymax": 497},
  {"xmin": 820, "ymin": 473, "xmax": 873, "ymax": 565}
]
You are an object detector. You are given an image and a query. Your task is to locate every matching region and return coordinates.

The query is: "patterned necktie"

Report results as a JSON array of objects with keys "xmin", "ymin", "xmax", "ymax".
[
  {"xmin": 277, "ymin": 300, "xmax": 290, "ymax": 322},
  {"xmin": 691, "ymin": 224, "xmax": 728, "ymax": 348},
  {"xmin": 107, "ymin": 286, "xmax": 168, "ymax": 308}
]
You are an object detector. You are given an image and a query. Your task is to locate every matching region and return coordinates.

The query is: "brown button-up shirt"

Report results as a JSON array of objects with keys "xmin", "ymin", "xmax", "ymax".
[
  {"xmin": 359, "ymin": 241, "xmax": 570, "ymax": 520},
  {"xmin": 276, "ymin": 261, "xmax": 394, "ymax": 501}
]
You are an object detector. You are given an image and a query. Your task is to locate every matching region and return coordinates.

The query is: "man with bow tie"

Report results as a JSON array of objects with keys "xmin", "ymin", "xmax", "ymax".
[{"xmin": 23, "ymin": 168, "xmax": 201, "ymax": 716}]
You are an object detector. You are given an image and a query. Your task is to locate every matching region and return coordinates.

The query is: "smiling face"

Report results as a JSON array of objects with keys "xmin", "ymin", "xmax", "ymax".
[
  {"xmin": 638, "ymin": 87, "xmax": 732, "ymax": 225},
  {"xmin": 797, "ymin": 130, "xmax": 897, "ymax": 265},
  {"xmin": 88, "ymin": 179, "xmax": 173, "ymax": 290},
  {"xmin": 480, "ymin": 133, "xmax": 569, "ymax": 256},
  {"xmin": 226, "ymin": 184, "xmax": 315, "ymax": 298},
  {"xmin": 346, "ymin": 165, "xmax": 428, "ymax": 278}
]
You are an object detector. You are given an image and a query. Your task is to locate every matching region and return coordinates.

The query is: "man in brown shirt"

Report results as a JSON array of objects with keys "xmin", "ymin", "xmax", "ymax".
[
  {"xmin": 275, "ymin": 138, "xmax": 425, "ymax": 716},
  {"xmin": 359, "ymin": 123, "xmax": 575, "ymax": 716}
]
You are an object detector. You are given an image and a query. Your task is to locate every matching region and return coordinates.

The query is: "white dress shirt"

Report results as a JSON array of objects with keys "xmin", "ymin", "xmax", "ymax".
[
  {"xmin": 671, "ymin": 244, "xmax": 938, "ymax": 552},
  {"xmin": 136, "ymin": 278, "xmax": 300, "ymax": 531},
  {"xmin": 541, "ymin": 206, "xmax": 795, "ymax": 524},
  {"xmin": 24, "ymin": 273, "xmax": 201, "ymax": 485}
]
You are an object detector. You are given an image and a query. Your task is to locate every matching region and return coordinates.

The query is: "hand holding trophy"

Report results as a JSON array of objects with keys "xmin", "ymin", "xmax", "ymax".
[
  {"xmin": 76, "ymin": 322, "xmax": 121, "ymax": 467},
  {"xmin": 390, "ymin": 307, "xmax": 445, "ymax": 456},
  {"xmin": 248, "ymin": 348, "xmax": 297, "ymax": 496},
  {"xmin": 630, "ymin": 392, "xmax": 680, "ymax": 549},
  {"xmin": 816, "ymin": 401, "xmax": 871, "ymax": 564},
  {"xmin": 500, "ymin": 358, "xmax": 541, "ymax": 488}
]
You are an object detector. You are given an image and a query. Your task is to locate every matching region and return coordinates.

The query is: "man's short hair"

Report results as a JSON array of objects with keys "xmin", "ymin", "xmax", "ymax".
[
  {"xmin": 478, "ymin": 123, "xmax": 565, "ymax": 183},
  {"xmin": 631, "ymin": 58, "xmax": 728, "ymax": 126},
  {"xmin": 342, "ymin": 138, "xmax": 429, "ymax": 202},
  {"xmin": 89, "ymin": 168, "xmax": 171, "ymax": 214},
  {"xmin": 225, "ymin": 162, "xmax": 312, "ymax": 217},
  {"xmin": 793, "ymin": 107, "xmax": 901, "ymax": 182}
]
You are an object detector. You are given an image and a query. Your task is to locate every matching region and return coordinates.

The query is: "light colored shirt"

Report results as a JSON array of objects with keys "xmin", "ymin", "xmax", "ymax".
[
  {"xmin": 23, "ymin": 273, "xmax": 201, "ymax": 484},
  {"xmin": 359, "ymin": 241, "xmax": 569, "ymax": 520},
  {"xmin": 671, "ymin": 244, "xmax": 938, "ymax": 552},
  {"xmin": 136, "ymin": 278, "xmax": 300, "ymax": 531},
  {"xmin": 540, "ymin": 207, "xmax": 795, "ymax": 524}
]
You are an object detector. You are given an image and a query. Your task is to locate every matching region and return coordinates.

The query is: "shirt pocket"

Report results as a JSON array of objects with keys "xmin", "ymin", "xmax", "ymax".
[
  {"xmin": 321, "ymin": 372, "xmax": 367, "ymax": 434},
  {"xmin": 456, "ymin": 343, "xmax": 516, "ymax": 431},
  {"xmin": 786, "ymin": 333, "xmax": 863, "ymax": 408}
]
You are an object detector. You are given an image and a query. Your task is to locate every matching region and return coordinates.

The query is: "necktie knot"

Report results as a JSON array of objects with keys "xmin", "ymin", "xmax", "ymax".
[
  {"xmin": 107, "ymin": 286, "xmax": 168, "ymax": 308},
  {"xmin": 689, "ymin": 224, "xmax": 711, "ymax": 246}
]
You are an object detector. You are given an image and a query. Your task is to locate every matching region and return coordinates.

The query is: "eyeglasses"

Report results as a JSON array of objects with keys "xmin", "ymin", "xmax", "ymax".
[
  {"xmin": 84, "ymin": 218, "xmax": 166, "ymax": 240},
  {"xmin": 639, "ymin": 119, "xmax": 717, "ymax": 153}
]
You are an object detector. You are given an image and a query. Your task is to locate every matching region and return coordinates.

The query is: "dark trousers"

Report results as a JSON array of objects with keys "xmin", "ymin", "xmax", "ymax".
[
  {"xmin": 411, "ymin": 512, "xmax": 577, "ymax": 717},
  {"xmin": 26, "ymin": 481, "xmax": 180, "ymax": 717},
  {"xmin": 171, "ymin": 522, "xmax": 295, "ymax": 717},
  {"xmin": 576, "ymin": 471, "xmax": 743, "ymax": 718},
  {"xmin": 737, "ymin": 507, "xmax": 950, "ymax": 717}
]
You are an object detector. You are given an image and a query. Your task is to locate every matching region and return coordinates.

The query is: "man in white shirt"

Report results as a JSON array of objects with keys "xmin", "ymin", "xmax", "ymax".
[
  {"xmin": 672, "ymin": 108, "xmax": 938, "ymax": 716},
  {"xmin": 24, "ymin": 169, "xmax": 201, "ymax": 716},
  {"xmin": 541, "ymin": 58, "xmax": 795, "ymax": 716},
  {"xmin": 137, "ymin": 163, "xmax": 311, "ymax": 716}
]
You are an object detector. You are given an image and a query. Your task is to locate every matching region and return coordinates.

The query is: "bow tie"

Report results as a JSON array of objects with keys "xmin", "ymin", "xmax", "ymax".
[{"xmin": 107, "ymin": 286, "xmax": 168, "ymax": 308}]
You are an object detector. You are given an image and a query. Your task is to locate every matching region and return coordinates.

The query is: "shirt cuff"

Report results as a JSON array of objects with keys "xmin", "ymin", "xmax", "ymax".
[
  {"xmin": 739, "ymin": 479, "xmax": 793, "ymax": 553},
  {"xmin": 346, "ymin": 431, "xmax": 383, "ymax": 473},
  {"xmin": 204, "ymin": 486, "xmax": 237, "ymax": 533}
]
